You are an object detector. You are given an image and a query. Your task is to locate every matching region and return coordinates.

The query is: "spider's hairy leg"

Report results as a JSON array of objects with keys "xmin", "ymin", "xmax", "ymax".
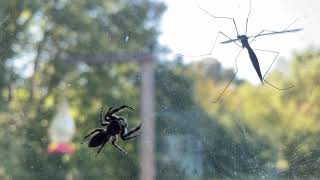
[
  {"xmin": 122, "ymin": 132, "xmax": 142, "ymax": 141},
  {"xmin": 108, "ymin": 105, "xmax": 134, "ymax": 115},
  {"xmin": 100, "ymin": 108, "xmax": 110, "ymax": 126},
  {"xmin": 119, "ymin": 117, "xmax": 128, "ymax": 126},
  {"xmin": 121, "ymin": 122, "xmax": 143, "ymax": 140},
  {"xmin": 96, "ymin": 140, "xmax": 108, "ymax": 158},
  {"xmin": 104, "ymin": 106, "xmax": 114, "ymax": 121},
  {"xmin": 253, "ymin": 48, "xmax": 294, "ymax": 90},
  {"xmin": 112, "ymin": 136, "xmax": 128, "ymax": 154},
  {"xmin": 178, "ymin": 31, "xmax": 241, "ymax": 58},
  {"xmin": 105, "ymin": 106, "xmax": 113, "ymax": 115},
  {"xmin": 211, "ymin": 49, "xmax": 243, "ymax": 103},
  {"xmin": 81, "ymin": 128, "xmax": 104, "ymax": 144}
]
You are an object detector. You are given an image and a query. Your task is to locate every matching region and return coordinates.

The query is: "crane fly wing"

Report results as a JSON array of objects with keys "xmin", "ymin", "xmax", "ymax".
[
  {"xmin": 220, "ymin": 38, "xmax": 241, "ymax": 44},
  {"xmin": 221, "ymin": 28, "xmax": 302, "ymax": 44},
  {"xmin": 249, "ymin": 28, "xmax": 303, "ymax": 38}
]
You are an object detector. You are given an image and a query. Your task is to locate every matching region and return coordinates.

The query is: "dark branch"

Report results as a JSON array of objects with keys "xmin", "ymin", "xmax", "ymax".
[{"xmin": 61, "ymin": 52, "xmax": 154, "ymax": 65}]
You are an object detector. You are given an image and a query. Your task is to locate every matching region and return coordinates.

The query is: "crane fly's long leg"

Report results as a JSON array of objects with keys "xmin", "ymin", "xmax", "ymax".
[
  {"xmin": 253, "ymin": 48, "xmax": 294, "ymax": 90},
  {"xmin": 249, "ymin": 18, "xmax": 299, "ymax": 44},
  {"xmin": 195, "ymin": 0, "xmax": 240, "ymax": 36},
  {"xmin": 252, "ymin": 49, "xmax": 279, "ymax": 79},
  {"xmin": 211, "ymin": 49, "xmax": 243, "ymax": 103},
  {"xmin": 112, "ymin": 136, "xmax": 128, "ymax": 154},
  {"xmin": 179, "ymin": 31, "xmax": 241, "ymax": 58},
  {"xmin": 81, "ymin": 129, "xmax": 104, "ymax": 144},
  {"xmin": 245, "ymin": 0, "xmax": 252, "ymax": 35}
]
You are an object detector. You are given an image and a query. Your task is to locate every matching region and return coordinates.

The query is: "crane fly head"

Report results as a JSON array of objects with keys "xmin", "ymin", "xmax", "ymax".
[
  {"xmin": 237, "ymin": 35, "xmax": 249, "ymax": 48},
  {"xmin": 237, "ymin": 35, "xmax": 248, "ymax": 40}
]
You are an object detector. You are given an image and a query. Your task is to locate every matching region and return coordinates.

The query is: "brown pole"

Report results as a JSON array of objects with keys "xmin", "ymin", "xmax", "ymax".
[
  {"xmin": 140, "ymin": 59, "xmax": 155, "ymax": 180},
  {"xmin": 60, "ymin": 53, "xmax": 156, "ymax": 179}
]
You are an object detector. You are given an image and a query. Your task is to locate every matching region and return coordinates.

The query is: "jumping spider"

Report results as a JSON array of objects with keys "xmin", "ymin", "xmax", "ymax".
[{"xmin": 81, "ymin": 105, "xmax": 142, "ymax": 157}]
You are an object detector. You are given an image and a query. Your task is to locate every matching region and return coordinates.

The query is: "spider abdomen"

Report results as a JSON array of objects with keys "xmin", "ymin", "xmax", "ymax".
[{"xmin": 88, "ymin": 131, "xmax": 110, "ymax": 147}]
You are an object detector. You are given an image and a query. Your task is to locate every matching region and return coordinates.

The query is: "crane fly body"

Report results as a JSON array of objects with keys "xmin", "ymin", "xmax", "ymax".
[
  {"xmin": 238, "ymin": 35, "xmax": 263, "ymax": 83},
  {"xmin": 220, "ymin": 29, "xmax": 303, "ymax": 85}
]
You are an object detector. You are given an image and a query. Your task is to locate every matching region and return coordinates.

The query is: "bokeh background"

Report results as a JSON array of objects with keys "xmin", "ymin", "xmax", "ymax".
[{"xmin": 0, "ymin": 0, "xmax": 319, "ymax": 179}]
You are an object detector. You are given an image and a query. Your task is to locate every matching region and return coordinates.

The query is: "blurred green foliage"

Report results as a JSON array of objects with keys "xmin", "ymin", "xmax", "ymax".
[
  {"xmin": 194, "ymin": 51, "xmax": 320, "ymax": 179},
  {"xmin": 0, "ymin": 0, "xmax": 164, "ymax": 179},
  {"xmin": 0, "ymin": 0, "xmax": 319, "ymax": 179}
]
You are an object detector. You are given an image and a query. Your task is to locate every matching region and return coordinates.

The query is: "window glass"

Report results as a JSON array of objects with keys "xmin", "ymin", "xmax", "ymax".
[{"xmin": 0, "ymin": 0, "xmax": 318, "ymax": 179}]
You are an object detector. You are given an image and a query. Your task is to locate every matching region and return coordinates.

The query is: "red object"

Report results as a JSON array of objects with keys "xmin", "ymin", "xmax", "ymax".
[{"xmin": 47, "ymin": 142, "xmax": 75, "ymax": 155}]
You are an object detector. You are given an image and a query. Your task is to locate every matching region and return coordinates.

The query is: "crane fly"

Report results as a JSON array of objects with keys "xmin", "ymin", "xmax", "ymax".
[
  {"xmin": 220, "ymin": 28, "xmax": 302, "ymax": 84},
  {"xmin": 180, "ymin": 0, "xmax": 302, "ymax": 102}
]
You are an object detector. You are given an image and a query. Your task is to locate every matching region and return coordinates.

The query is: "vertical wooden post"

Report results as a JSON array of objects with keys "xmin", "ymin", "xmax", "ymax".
[
  {"xmin": 61, "ymin": 53, "xmax": 156, "ymax": 180},
  {"xmin": 140, "ymin": 59, "xmax": 155, "ymax": 180}
]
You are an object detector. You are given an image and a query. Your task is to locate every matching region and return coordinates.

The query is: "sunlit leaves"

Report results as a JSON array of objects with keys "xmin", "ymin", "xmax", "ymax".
[{"xmin": 191, "ymin": 49, "xmax": 320, "ymax": 177}]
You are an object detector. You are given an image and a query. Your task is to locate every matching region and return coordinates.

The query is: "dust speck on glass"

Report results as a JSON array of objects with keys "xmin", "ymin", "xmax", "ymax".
[{"xmin": 0, "ymin": 0, "xmax": 317, "ymax": 179}]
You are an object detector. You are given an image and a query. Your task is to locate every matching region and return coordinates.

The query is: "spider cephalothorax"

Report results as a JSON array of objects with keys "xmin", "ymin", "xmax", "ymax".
[{"xmin": 81, "ymin": 105, "xmax": 142, "ymax": 157}]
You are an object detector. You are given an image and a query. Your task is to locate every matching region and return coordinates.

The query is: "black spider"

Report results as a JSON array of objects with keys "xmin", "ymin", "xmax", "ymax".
[{"xmin": 81, "ymin": 105, "xmax": 142, "ymax": 157}]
